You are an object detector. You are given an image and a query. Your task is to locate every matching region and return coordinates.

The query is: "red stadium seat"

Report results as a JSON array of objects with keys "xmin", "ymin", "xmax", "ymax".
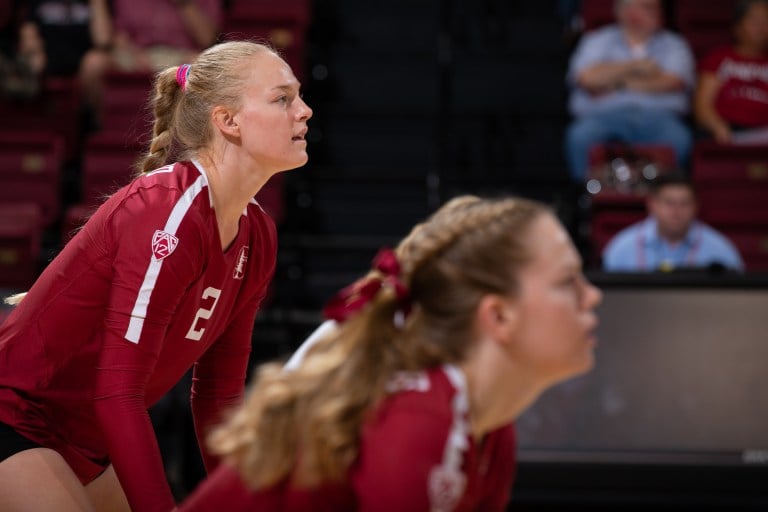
[
  {"xmin": 723, "ymin": 230, "xmax": 768, "ymax": 271},
  {"xmin": 581, "ymin": 0, "xmax": 615, "ymax": 31},
  {"xmin": 61, "ymin": 203, "xmax": 96, "ymax": 244},
  {"xmin": 222, "ymin": 0, "xmax": 310, "ymax": 80},
  {"xmin": 0, "ymin": 77, "xmax": 82, "ymax": 162},
  {"xmin": 81, "ymin": 130, "xmax": 145, "ymax": 206},
  {"xmin": 675, "ymin": 0, "xmax": 734, "ymax": 59},
  {"xmin": 0, "ymin": 202, "xmax": 43, "ymax": 288},
  {"xmin": 589, "ymin": 143, "xmax": 677, "ymax": 171},
  {"xmin": 0, "ymin": 130, "xmax": 64, "ymax": 226},
  {"xmin": 691, "ymin": 141, "xmax": 768, "ymax": 271},
  {"xmin": 692, "ymin": 141, "xmax": 768, "ymax": 184},
  {"xmin": 692, "ymin": 141, "xmax": 768, "ymax": 226},
  {"xmin": 99, "ymin": 70, "xmax": 154, "ymax": 138},
  {"xmin": 587, "ymin": 143, "xmax": 677, "ymax": 206},
  {"xmin": 590, "ymin": 209, "xmax": 646, "ymax": 264}
]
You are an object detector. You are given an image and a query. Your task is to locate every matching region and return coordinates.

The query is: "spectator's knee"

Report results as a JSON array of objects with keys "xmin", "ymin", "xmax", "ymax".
[{"xmin": 79, "ymin": 49, "xmax": 112, "ymax": 82}]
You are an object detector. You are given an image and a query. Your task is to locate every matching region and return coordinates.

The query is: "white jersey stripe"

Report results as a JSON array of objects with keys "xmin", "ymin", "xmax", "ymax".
[
  {"xmin": 124, "ymin": 172, "xmax": 206, "ymax": 344},
  {"xmin": 441, "ymin": 364, "xmax": 470, "ymax": 469},
  {"xmin": 426, "ymin": 364, "xmax": 470, "ymax": 512}
]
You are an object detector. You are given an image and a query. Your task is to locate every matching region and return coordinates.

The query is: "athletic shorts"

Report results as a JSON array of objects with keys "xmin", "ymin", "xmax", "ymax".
[
  {"xmin": 0, "ymin": 421, "xmax": 43, "ymax": 463},
  {"xmin": 0, "ymin": 421, "xmax": 108, "ymax": 483}
]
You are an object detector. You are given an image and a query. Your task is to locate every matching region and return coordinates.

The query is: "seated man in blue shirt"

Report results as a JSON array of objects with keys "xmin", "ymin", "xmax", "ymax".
[
  {"xmin": 602, "ymin": 174, "xmax": 744, "ymax": 272},
  {"xmin": 565, "ymin": 0, "xmax": 695, "ymax": 182}
]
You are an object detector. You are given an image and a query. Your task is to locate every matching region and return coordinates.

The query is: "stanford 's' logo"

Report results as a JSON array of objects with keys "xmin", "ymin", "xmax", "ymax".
[
  {"xmin": 233, "ymin": 245, "xmax": 249, "ymax": 279},
  {"xmin": 152, "ymin": 230, "xmax": 179, "ymax": 260}
]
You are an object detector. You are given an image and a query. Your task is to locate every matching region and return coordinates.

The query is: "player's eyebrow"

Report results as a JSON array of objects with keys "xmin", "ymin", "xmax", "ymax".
[{"xmin": 271, "ymin": 83, "xmax": 301, "ymax": 92}]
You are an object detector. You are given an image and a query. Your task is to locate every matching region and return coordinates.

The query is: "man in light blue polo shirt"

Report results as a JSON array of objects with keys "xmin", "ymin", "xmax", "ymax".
[
  {"xmin": 602, "ymin": 174, "xmax": 744, "ymax": 272},
  {"xmin": 565, "ymin": 0, "xmax": 695, "ymax": 181}
]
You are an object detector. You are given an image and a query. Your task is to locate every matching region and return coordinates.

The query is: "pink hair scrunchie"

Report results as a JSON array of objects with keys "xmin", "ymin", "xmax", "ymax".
[{"xmin": 176, "ymin": 64, "xmax": 191, "ymax": 91}]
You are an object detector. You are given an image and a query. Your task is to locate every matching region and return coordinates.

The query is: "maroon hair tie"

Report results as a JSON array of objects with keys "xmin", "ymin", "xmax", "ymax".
[
  {"xmin": 176, "ymin": 64, "xmax": 191, "ymax": 91},
  {"xmin": 323, "ymin": 248, "xmax": 411, "ymax": 324}
]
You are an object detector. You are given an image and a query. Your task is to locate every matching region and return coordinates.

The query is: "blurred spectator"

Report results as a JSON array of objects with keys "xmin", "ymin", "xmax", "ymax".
[
  {"xmin": 19, "ymin": 0, "xmax": 111, "ymax": 79},
  {"xmin": 565, "ymin": 0, "xmax": 695, "ymax": 182},
  {"xmin": 1, "ymin": 0, "xmax": 109, "ymax": 99},
  {"xmin": 602, "ymin": 174, "xmax": 744, "ymax": 272},
  {"xmin": 79, "ymin": 0, "xmax": 222, "ymax": 124},
  {"xmin": 694, "ymin": 0, "xmax": 768, "ymax": 144}
]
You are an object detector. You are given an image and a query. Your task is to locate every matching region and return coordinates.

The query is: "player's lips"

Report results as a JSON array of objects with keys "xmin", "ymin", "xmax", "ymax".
[
  {"xmin": 292, "ymin": 128, "xmax": 308, "ymax": 141},
  {"xmin": 584, "ymin": 315, "xmax": 599, "ymax": 344}
]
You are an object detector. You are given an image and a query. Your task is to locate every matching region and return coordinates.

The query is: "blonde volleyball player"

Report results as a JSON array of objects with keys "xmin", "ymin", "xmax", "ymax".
[{"xmin": 0, "ymin": 40, "xmax": 311, "ymax": 512}]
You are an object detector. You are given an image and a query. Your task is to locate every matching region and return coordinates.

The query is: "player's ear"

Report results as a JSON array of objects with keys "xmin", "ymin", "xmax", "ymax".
[
  {"xmin": 475, "ymin": 294, "xmax": 519, "ymax": 346},
  {"xmin": 211, "ymin": 105, "xmax": 239, "ymax": 137}
]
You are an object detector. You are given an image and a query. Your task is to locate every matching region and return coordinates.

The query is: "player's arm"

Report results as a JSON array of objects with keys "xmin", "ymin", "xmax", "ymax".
[
  {"xmin": 93, "ymin": 191, "xmax": 206, "ymax": 512},
  {"xmin": 190, "ymin": 288, "xmax": 265, "ymax": 473},
  {"xmin": 191, "ymin": 214, "xmax": 278, "ymax": 472}
]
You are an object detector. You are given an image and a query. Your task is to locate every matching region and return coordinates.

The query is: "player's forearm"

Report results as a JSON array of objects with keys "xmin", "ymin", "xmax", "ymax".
[
  {"xmin": 89, "ymin": 0, "xmax": 113, "ymax": 48},
  {"xmin": 176, "ymin": 1, "xmax": 218, "ymax": 48},
  {"xmin": 94, "ymin": 398, "xmax": 177, "ymax": 512}
]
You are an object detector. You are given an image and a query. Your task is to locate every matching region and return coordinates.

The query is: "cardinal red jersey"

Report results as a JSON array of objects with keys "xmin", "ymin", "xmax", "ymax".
[
  {"xmin": 0, "ymin": 161, "xmax": 277, "ymax": 512},
  {"xmin": 700, "ymin": 47, "xmax": 768, "ymax": 127},
  {"xmin": 179, "ymin": 365, "xmax": 517, "ymax": 512}
]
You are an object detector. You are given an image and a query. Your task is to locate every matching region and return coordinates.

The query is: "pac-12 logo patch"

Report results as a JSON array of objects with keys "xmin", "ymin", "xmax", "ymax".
[
  {"xmin": 152, "ymin": 230, "xmax": 179, "ymax": 260},
  {"xmin": 233, "ymin": 245, "xmax": 249, "ymax": 279}
]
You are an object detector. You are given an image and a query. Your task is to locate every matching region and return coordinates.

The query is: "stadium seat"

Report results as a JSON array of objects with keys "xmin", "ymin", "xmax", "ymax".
[
  {"xmin": 0, "ymin": 77, "xmax": 82, "ymax": 162},
  {"xmin": 99, "ymin": 70, "xmax": 154, "ymax": 138},
  {"xmin": 691, "ymin": 141, "xmax": 768, "ymax": 271},
  {"xmin": 675, "ymin": 0, "xmax": 734, "ymax": 60},
  {"xmin": 580, "ymin": 0, "xmax": 615, "ymax": 31},
  {"xmin": 221, "ymin": 0, "xmax": 310, "ymax": 80},
  {"xmin": 692, "ymin": 141, "xmax": 768, "ymax": 184},
  {"xmin": 692, "ymin": 141, "xmax": 768, "ymax": 225},
  {"xmin": 587, "ymin": 143, "xmax": 676, "ymax": 204},
  {"xmin": 723, "ymin": 230, "xmax": 768, "ymax": 271},
  {"xmin": 0, "ymin": 130, "xmax": 64, "ymax": 226},
  {"xmin": 0, "ymin": 202, "xmax": 43, "ymax": 288},
  {"xmin": 81, "ymin": 130, "xmax": 144, "ymax": 206},
  {"xmin": 61, "ymin": 203, "xmax": 95, "ymax": 244},
  {"xmin": 590, "ymin": 208, "xmax": 646, "ymax": 264}
]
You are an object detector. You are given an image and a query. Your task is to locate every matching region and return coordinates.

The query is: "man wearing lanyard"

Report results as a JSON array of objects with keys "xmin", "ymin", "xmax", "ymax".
[{"xmin": 602, "ymin": 174, "xmax": 744, "ymax": 272}]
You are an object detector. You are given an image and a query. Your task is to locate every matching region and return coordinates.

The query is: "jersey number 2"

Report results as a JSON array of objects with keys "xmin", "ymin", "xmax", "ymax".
[{"xmin": 185, "ymin": 287, "xmax": 222, "ymax": 341}]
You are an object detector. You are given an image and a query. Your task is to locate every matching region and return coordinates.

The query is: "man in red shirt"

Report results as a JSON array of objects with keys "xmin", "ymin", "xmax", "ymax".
[{"xmin": 0, "ymin": 41, "xmax": 312, "ymax": 512}]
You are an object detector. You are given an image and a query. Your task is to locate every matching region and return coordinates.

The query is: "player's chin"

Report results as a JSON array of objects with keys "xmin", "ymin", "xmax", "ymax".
[
  {"xmin": 281, "ymin": 153, "xmax": 309, "ymax": 171},
  {"xmin": 565, "ymin": 347, "xmax": 596, "ymax": 379}
]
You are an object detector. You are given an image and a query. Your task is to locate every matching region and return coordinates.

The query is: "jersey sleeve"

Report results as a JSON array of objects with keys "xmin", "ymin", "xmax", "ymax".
[
  {"xmin": 351, "ymin": 408, "xmax": 451, "ymax": 512},
  {"xmin": 190, "ymin": 289, "xmax": 265, "ymax": 473},
  {"xmin": 92, "ymin": 187, "xmax": 207, "ymax": 512},
  {"xmin": 192, "ymin": 214, "xmax": 278, "ymax": 473}
]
